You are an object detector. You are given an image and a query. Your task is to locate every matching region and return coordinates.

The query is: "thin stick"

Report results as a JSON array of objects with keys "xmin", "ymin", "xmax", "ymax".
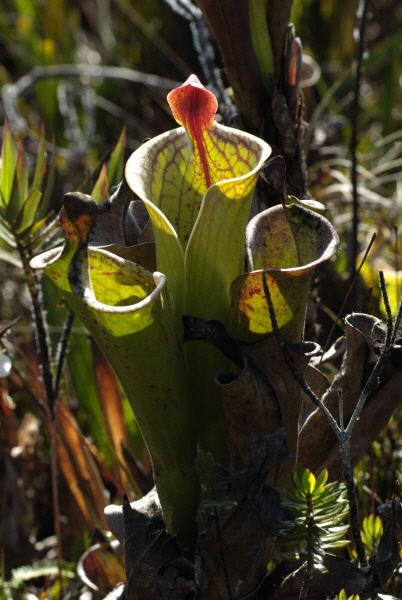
[
  {"xmin": 49, "ymin": 418, "xmax": 64, "ymax": 591},
  {"xmin": 338, "ymin": 434, "xmax": 367, "ymax": 566},
  {"xmin": 19, "ymin": 246, "xmax": 55, "ymax": 415},
  {"xmin": 0, "ymin": 316, "xmax": 21, "ymax": 338},
  {"xmin": 350, "ymin": 0, "xmax": 370, "ymax": 277},
  {"xmin": 321, "ymin": 231, "xmax": 376, "ymax": 361},
  {"xmin": 214, "ymin": 507, "xmax": 233, "ymax": 600},
  {"xmin": 393, "ymin": 226, "xmax": 400, "ymax": 310},
  {"xmin": 379, "ymin": 271, "xmax": 393, "ymax": 342},
  {"xmin": 18, "ymin": 242, "xmax": 64, "ymax": 595},
  {"xmin": 337, "ymin": 389, "xmax": 345, "ymax": 432},
  {"xmin": 262, "ymin": 273, "xmax": 340, "ymax": 435},
  {"xmin": 391, "ymin": 300, "xmax": 402, "ymax": 347},
  {"xmin": 53, "ymin": 310, "xmax": 74, "ymax": 400},
  {"xmin": 346, "ymin": 276, "xmax": 396, "ymax": 437}
]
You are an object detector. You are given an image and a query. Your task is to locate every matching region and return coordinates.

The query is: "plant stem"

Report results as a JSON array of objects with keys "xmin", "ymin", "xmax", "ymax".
[
  {"xmin": 339, "ymin": 435, "xmax": 367, "ymax": 566},
  {"xmin": 262, "ymin": 273, "xmax": 339, "ymax": 435},
  {"xmin": 345, "ymin": 275, "xmax": 394, "ymax": 437},
  {"xmin": 321, "ymin": 232, "xmax": 376, "ymax": 360},
  {"xmin": 350, "ymin": 0, "xmax": 370, "ymax": 278},
  {"xmin": 19, "ymin": 246, "xmax": 55, "ymax": 415},
  {"xmin": 18, "ymin": 242, "xmax": 64, "ymax": 596},
  {"xmin": 50, "ymin": 418, "xmax": 64, "ymax": 589},
  {"xmin": 300, "ymin": 501, "xmax": 314, "ymax": 600},
  {"xmin": 214, "ymin": 507, "xmax": 233, "ymax": 600},
  {"xmin": 54, "ymin": 310, "xmax": 74, "ymax": 399}
]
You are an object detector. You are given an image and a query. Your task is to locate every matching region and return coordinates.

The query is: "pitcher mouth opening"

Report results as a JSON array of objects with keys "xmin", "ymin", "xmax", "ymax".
[
  {"xmin": 30, "ymin": 246, "xmax": 167, "ymax": 315},
  {"xmin": 245, "ymin": 204, "xmax": 339, "ymax": 274}
]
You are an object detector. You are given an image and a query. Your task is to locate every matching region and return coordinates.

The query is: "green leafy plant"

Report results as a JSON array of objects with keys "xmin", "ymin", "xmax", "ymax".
[
  {"xmin": 279, "ymin": 465, "xmax": 350, "ymax": 572},
  {"xmin": 1, "ymin": 559, "xmax": 74, "ymax": 598},
  {"xmin": 331, "ymin": 589, "xmax": 361, "ymax": 600},
  {"xmin": 0, "ymin": 126, "xmax": 51, "ymax": 261},
  {"xmin": 360, "ymin": 514, "xmax": 384, "ymax": 558}
]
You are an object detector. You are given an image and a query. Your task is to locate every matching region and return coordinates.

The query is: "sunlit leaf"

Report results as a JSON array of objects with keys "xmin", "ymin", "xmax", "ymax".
[
  {"xmin": 91, "ymin": 163, "xmax": 109, "ymax": 204},
  {"xmin": 361, "ymin": 513, "xmax": 383, "ymax": 555},
  {"xmin": 37, "ymin": 147, "xmax": 56, "ymax": 220},
  {"xmin": 9, "ymin": 142, "xmax": 29, "ymax": 221},
  {"xmin": 302, "ymin": 469, "xmax": 316, "ymax": 494},
  {"xmin": 92, "ymin": 340, "xmax": 130, "ymax": 494},
  {"xmin": 313, "ymin": 469, "xmax": 329, "ymax": 495},
  {"xmin": 0, "ymin": 217, "xmax": 16, "ymax": 247},
  {"xmin": 16, "ymin": 187, "xmax": 42, "ymax": 233},
  {"xmin": 0, "ymin": 124, "xmax": 17, "ymax": 209},
  {"xmin": 42, "ymin": 251, "xmax": 141, "ymax": 467},
  {"xmin": 0, "ymin": 247, "xmax": 22, "ymax": 268},
  {"xmin": 31, "ymin": 131, "xmax": 47, "ymax": 191},
  {"xmin": 27, "ymin": 213, "xmax": 56, "ymax": 240},
  {"xmin": 281, "ymin": 464, "xmax": 350, "ymax": 564},
  {"xmin": 360, "ymin": 259, "xmax": 402, "ymax": 317},
  {"xmin": 56, "ymin": 400, "xmax": 109, "ymax": 531},
  {"xmin": 8, "ymin": 560, "xmax": 74, "ymax": 589},
  {"xmin": 107, "ymin": 128, "xmax": 126, "ymax": 187}
]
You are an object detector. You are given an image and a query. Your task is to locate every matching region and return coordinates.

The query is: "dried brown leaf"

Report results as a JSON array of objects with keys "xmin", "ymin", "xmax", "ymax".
[
  {"xmin": 56, "ymin": 401, "xmax": 109, "ymax": 530},
  {"xmin": 196, "ymin": 0, "xmax": 264, "ymax": 128},
  {"xmin": 298, "ymin": 313, "xmax": 402, "ymax": 478},
  {"xmin": 92, "ymin": 342, "xmax": 130, "ymax": 494}
]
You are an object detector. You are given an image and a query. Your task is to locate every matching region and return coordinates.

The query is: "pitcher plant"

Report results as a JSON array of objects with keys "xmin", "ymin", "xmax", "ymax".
[{"xmin": 31, "ymin": 75, "xmax": 338, "ymax": 543}]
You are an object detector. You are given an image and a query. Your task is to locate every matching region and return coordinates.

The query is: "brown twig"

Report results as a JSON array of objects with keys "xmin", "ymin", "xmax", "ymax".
[
  {"xmin": 321, "ymin": 231, "xmax": 376, "ymax": 362},
  {"xmin": 19, "ymin": 245, "xmax": 54, "ymax": 414},
  {"xmin": 345, "ymin": 273, "xmax": 396, "ymax": 439},
  {"xmin": 393, "ymin": 226, "xmax": 400, "ymax": 310},
  {"xmin": 213, "ymin": 507, "xmax": 233, "ymax": 600},
  {"xmin": 53, "ymin": 310, "xmax": 74, "ymax": 400},
  {"xmin": 261, "ymin": 273, "xmax": 339, "ymax": 435}
]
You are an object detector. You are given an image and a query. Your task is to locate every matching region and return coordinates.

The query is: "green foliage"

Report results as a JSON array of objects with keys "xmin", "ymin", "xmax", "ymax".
[
  {"xmin": 1, "ymin": 560, "xmax": 74, "ymax": 598},
  {"xmin": 0, "ymin": 127, "xmax": 51, "ymax": 254},
  {"xmin": 327, "ymin": 589, "xmax": 389, "ymax": 600},
  {"xmin": 279, "ymin": 465, "xmax": 350, "ymax": 572},
  {"xmin": 91, "ymin": 129, "xmax": 126, "ymax": 202},
  {"xmin": 107, "ymin": 128, "xmax": 127, "ymax": 188},
  {"xmin": 330, "ymin": 589, "xmax": 360, "ymax": 600},
  {"xmin": 353, "ymin": 413, "xmax": 401, "ymax": 518},
  {"xmin": 360, "ymin": 514, "xmax": 383, "ymax": 558},
  {"xmin": 249, "ymin": 0, "xmax": 274, "ymax": 85}
]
